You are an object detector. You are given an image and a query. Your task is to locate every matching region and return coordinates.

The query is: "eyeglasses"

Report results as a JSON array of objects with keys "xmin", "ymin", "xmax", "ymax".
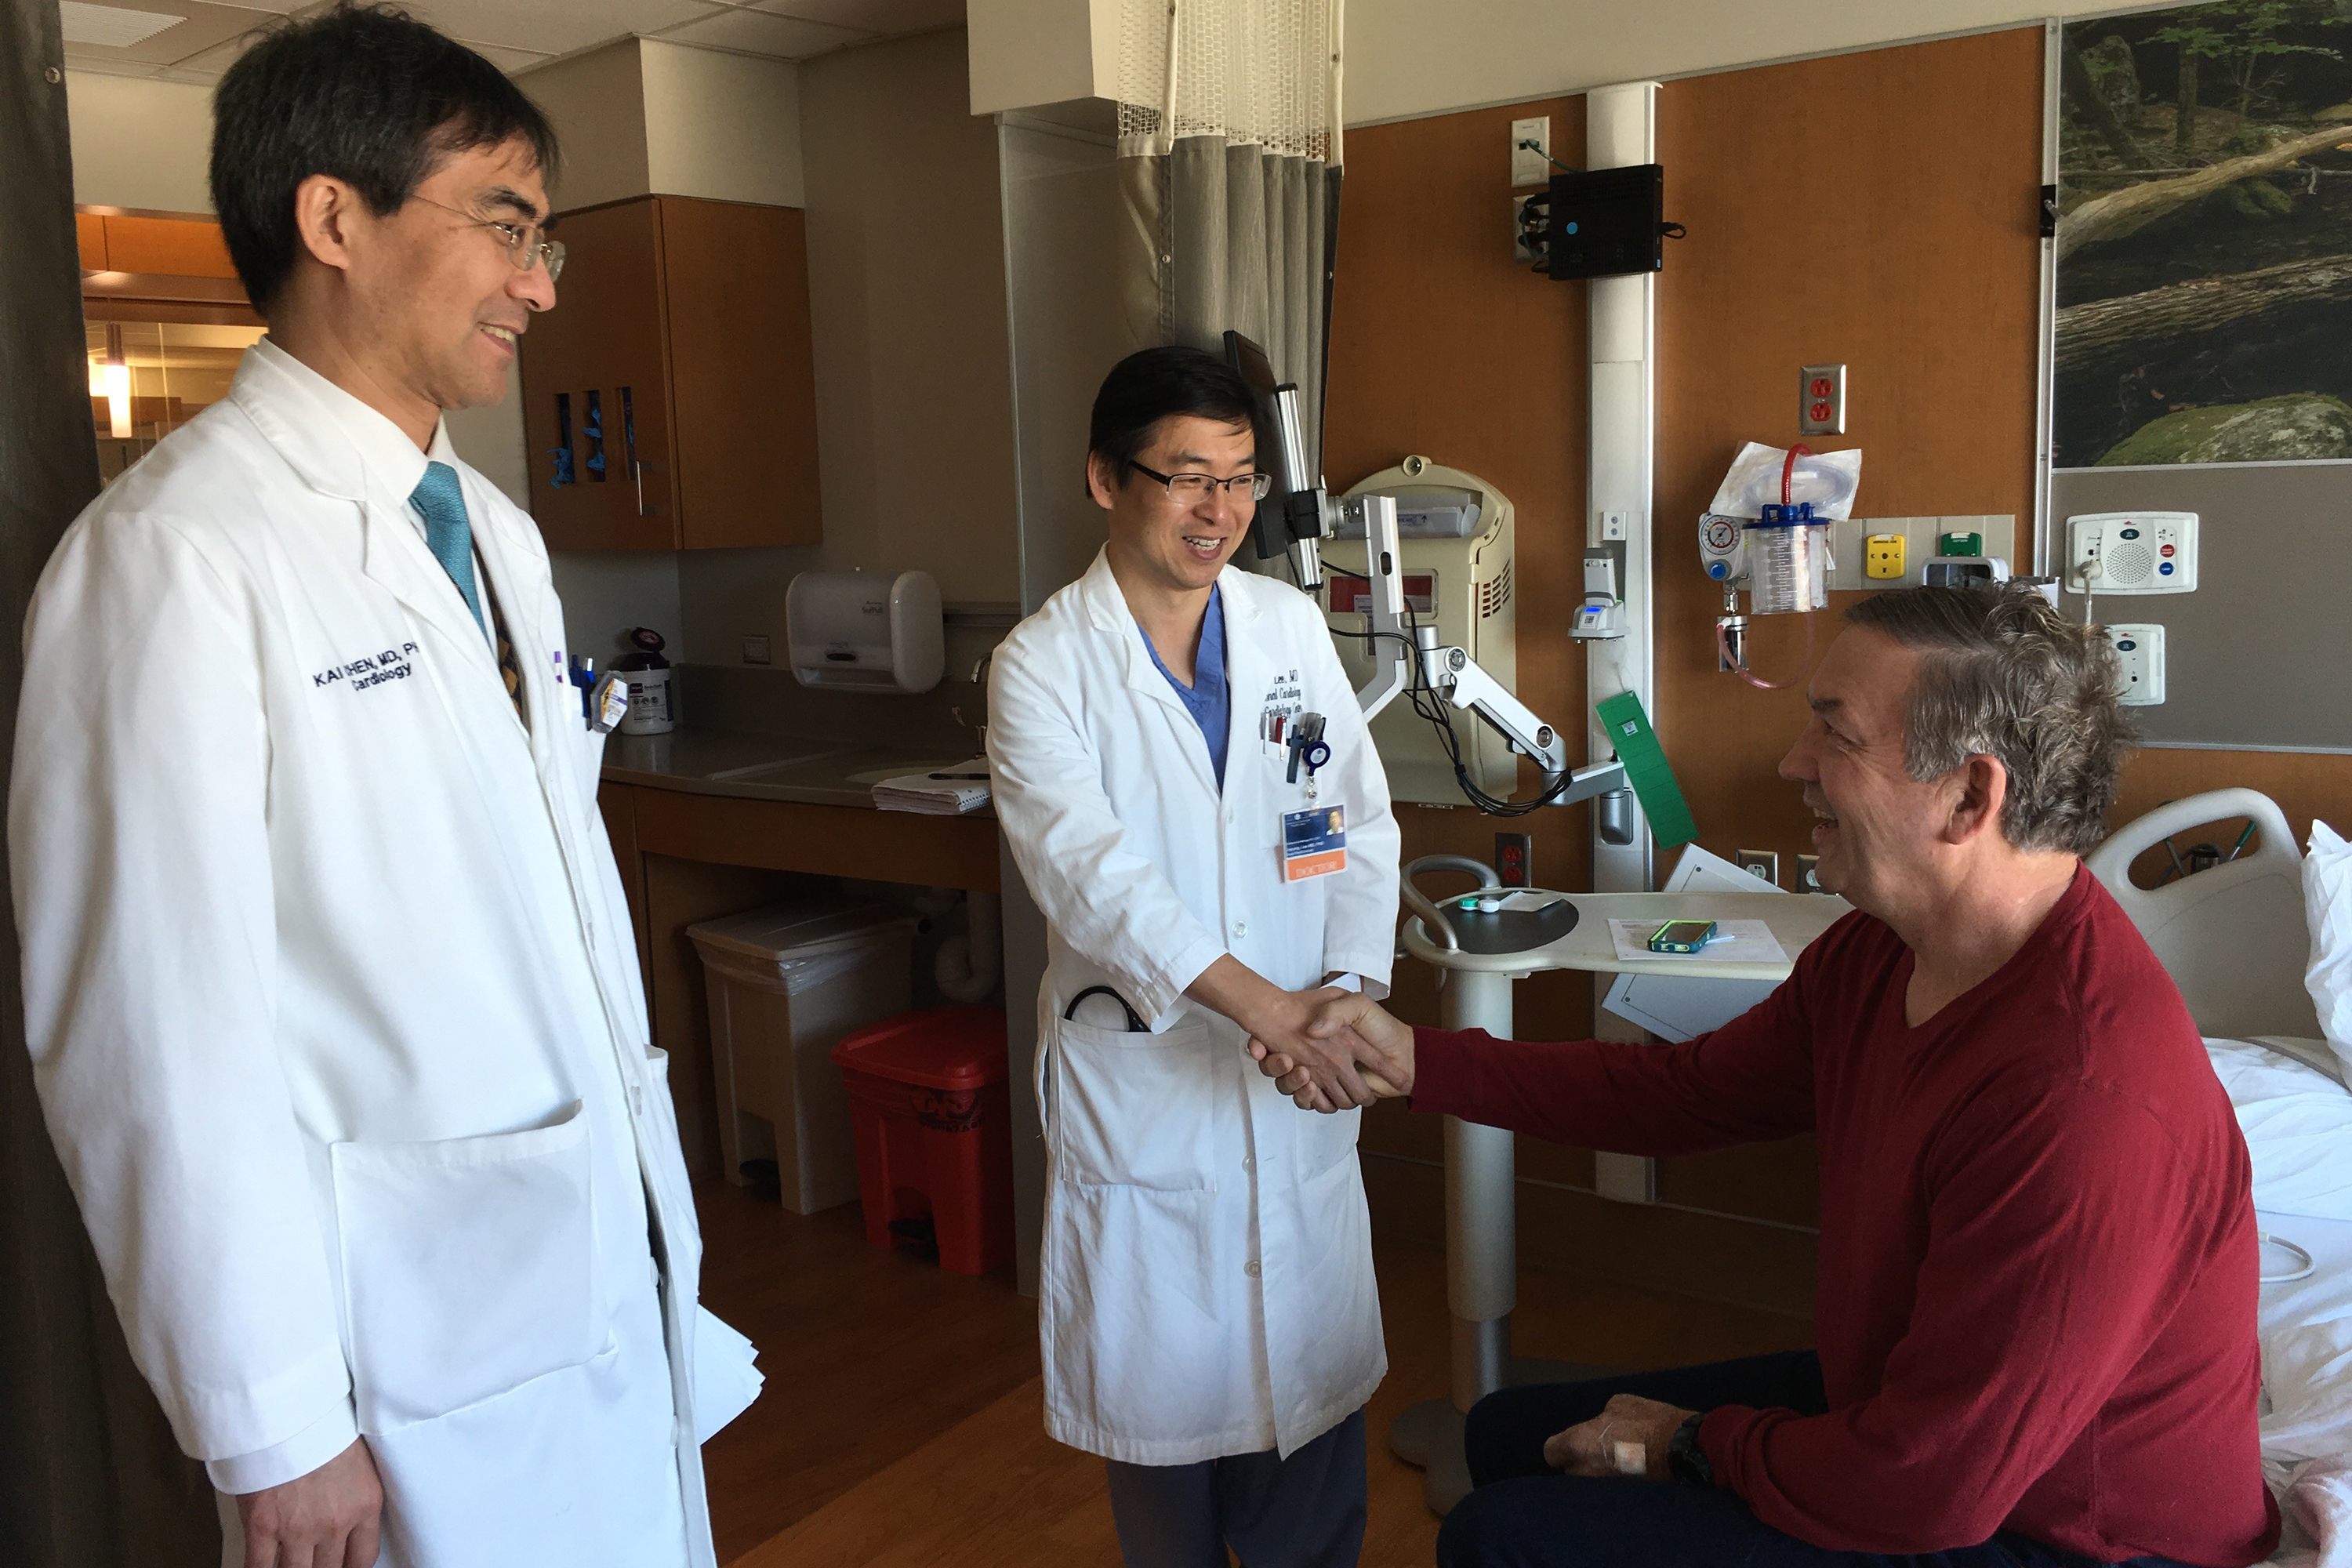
[
  {"xmin": 1131, "ymin": 462, "xmax": 1273, "ymax": 503},
  {"xmin": 411, "ymin": 194, "xmax": 566, "ymax": 281}
]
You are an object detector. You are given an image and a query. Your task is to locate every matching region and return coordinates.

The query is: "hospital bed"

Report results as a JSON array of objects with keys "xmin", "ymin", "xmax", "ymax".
[{"xmin": 2089, "ymin": 789, "xmax": 2346, "ymax": 1565}]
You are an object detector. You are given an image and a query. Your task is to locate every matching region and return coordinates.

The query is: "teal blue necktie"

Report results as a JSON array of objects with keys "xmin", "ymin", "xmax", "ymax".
[{"xmin": 409, "ymin": 461, "xmax": 485, "ymax": 635}]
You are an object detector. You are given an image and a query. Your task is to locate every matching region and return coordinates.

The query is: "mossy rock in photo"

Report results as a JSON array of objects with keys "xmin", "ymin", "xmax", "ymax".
[
  {"xmin": 2098, "ymin": 394, "xmax": 2352, "ymax": 464},
  {"xmin": 2223, "ymin": 176, "xmax": 2298, "ymax": 220}
]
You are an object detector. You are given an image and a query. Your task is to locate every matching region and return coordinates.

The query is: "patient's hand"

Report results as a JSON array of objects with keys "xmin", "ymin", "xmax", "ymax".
[
  {"xmin": 1543, "ymin": 1393, "xmax": 1694, "ymax": 1483},
  {"xmin": 1248, "ymin": 993, "xmax": 1414, "ymax": 1112}
]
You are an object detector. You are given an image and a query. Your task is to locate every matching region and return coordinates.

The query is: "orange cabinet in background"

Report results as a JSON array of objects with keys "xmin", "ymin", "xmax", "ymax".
[
  {"xmin": 520, "ymin": 194, "xmax": 822, "ymax": 552},
  {"xmin": 75, "ymin": 209, "xmax": 239, "ymax": 279}
]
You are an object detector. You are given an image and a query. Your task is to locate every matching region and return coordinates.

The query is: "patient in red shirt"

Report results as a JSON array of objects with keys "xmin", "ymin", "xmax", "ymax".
[{"xmin": 1258, "ymin": 587, "xmax": 2278, "ymax": 1568}]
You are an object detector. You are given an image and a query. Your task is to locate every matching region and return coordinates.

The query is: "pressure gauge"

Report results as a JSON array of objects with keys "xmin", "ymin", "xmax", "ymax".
[{"xmin": 1698, "ymin": 513, "xmax": 1750, "ymax": 586}]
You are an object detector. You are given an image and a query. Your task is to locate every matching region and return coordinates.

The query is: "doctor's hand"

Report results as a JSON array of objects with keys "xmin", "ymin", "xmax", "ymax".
[
  {"xmin": 1188, "ymin": 957, "xmax": 1391, "ymax": 1110},
  {"xmin": 238, "ymin": 1437, "xmax": 383, "ymax": 1568},
  {"xmin": 1542, "ymin": 1393, "xmax": 1693, "ymax": 1483},
  {"xmin": 1247, "ymin": 993, "xmax": 1416, "ymax": 1112}
]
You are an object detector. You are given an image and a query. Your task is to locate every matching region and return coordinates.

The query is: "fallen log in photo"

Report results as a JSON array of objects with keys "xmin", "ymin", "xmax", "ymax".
[
  {"xmin": 2056, "ymin": 121, "xmax": 2352, "ymax": 262},
  {"xmin": 2056, "ymin": 249, "xmax": 2352, "ymax": 383}
]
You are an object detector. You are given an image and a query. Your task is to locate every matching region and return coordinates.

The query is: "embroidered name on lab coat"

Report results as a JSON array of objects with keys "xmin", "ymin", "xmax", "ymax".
[
  {"xmin": 313, "ymin": 643, "xmax": 419, "ymax": 693},
  {"xmin": 1258, "ymin": 668, "xmax": 1305, "ymax": 751}
]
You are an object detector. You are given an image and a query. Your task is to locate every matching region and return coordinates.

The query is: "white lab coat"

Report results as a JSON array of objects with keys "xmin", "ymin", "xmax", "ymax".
[
  {"xmin": 10, "ymin": 344, "xmax": 750, "ymax": 1566},
  {"xmin": 987, "ymin": 550, "xmax": 1400, "ymax": 1466}
]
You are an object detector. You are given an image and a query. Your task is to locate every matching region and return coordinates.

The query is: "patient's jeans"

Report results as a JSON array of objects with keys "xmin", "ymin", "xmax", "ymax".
[{"xmin": 1441, "ymin": 1352, "xmax": 2197, "ymax": 1568}]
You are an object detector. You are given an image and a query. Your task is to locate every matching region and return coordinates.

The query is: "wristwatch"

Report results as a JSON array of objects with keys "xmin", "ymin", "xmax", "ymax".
[{"xmin": 1668, "ymin": 1412, "xmax": 1715, "ymax": 1487}]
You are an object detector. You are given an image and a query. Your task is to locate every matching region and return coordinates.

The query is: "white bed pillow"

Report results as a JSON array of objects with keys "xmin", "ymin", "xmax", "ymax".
[
  {"xmin": 2209, "ymin": 1038, "xmax": 2352, "ymax": 1221},
  {"xmin": 2304, "ymin": 821, "xmax": 2352, "ymax": 1080}
]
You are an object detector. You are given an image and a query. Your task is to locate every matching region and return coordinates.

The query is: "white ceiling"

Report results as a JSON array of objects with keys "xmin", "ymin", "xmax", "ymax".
[{"xmin": 59, "ymin": 0, "xmax": 967, "ymax": 83}]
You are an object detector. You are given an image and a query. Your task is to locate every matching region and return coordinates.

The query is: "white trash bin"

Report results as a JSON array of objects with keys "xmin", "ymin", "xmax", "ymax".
[{"xmin": 687, "ymin": 899, "xmax": 916, "ymax": 1213}]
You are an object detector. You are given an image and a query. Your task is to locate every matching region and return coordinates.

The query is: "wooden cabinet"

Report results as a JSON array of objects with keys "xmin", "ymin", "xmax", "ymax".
[{"xmin": 521, "ymin": 194, "xmax": 822, "ymax": 550}]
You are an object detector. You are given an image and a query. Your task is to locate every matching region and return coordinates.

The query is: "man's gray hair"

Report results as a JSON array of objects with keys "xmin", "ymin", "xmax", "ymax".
[{"xmin": 1843, "ymin": 586, "xmax": 2134, "ymax": 855}]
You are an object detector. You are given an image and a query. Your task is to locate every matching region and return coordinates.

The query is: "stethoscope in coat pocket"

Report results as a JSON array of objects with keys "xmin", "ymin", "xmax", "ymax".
[
  {"xmin": 1040, "ymin": 985, "xmax": 1145, "ymax": 1145},
  {"xmin": 1062, "ymin": 985, "xmax": 1145, "ymax": 1033}
]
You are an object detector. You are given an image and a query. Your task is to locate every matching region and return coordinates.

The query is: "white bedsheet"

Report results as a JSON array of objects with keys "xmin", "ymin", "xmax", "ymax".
[{"xmin": 2256, "ymin": 1210, "xmax": 2352, "ymax": 1566}]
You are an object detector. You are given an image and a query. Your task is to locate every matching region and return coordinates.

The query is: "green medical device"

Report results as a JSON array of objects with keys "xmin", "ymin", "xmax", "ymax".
[{"xmin": 1593, "ymin": 691, "xmax": 1697, "ymax": 848}]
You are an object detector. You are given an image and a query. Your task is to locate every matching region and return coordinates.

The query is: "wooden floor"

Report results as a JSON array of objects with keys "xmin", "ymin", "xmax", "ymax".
[{"xmin": 695, "ymin": 1179, "xmax": 1813, "ymax": 1566}]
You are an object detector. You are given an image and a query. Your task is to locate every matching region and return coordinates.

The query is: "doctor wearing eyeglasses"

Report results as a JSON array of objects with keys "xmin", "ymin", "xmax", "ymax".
[
  {"xmin": 987, "ymin": 346, "xmax": 1404, "ymax": 1568},
  {"xmin": 12, "ymin": 13, "xmax": 753, "ymax": 1568}
]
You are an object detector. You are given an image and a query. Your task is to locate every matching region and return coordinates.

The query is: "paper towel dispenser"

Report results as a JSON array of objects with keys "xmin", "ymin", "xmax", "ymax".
[{"xmin": 785, "ymin": 569, "xmax": 945, "ymax": 692}]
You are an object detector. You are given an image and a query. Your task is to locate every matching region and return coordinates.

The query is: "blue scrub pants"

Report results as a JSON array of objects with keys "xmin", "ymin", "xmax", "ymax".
[
  {"xmin": 1441, "ymin": 1353, "xmax": 2197, "ymax": 1568},
  {"xmin": 1105, "ymin": 1407, "xmax": 1367, "ymax": 1568}
]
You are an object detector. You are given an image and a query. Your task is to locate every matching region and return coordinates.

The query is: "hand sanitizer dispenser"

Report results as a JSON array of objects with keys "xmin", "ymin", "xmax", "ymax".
[{"xmin": 785, "ymin": 570, "xmax": 946, "ymax": 693}]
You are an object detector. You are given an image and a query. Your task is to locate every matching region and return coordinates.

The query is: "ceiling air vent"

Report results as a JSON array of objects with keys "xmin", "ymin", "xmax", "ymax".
[{"xmin": 60, "ymin": 2, "xmax": 187, "ymax": 49}]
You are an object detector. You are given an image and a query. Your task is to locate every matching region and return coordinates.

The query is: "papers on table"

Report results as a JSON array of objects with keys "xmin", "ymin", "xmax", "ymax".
[
  {"xmin": 1605, "ymin": 918, "xmax": 1789, "ymax": 967},
  {"xmin": 872, "ymin": 758, "xmax": 992, "ymax": 815},
  {"xmin": 1599, "ymin": 843, "xmax": 1800, "ymax": 1042}
]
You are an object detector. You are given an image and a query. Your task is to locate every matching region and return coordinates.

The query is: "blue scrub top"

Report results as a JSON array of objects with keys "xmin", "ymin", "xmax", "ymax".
[{"xmin": 1138, "ymin": 584, "xmax": 1229, "ymax": 789}]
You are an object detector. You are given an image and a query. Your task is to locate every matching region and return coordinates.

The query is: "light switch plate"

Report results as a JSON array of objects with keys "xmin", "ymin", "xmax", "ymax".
[
  {"xmin": 1799, "ymin": 363, "xmax": 1846, "ymax": 437},
  {"xmin": 1511, "ymin": 117, "xmax": 1552, "ymax": 188},
  {"xmin": 742, "ymin": 634, "xmax": 771, "ymax": 665}
]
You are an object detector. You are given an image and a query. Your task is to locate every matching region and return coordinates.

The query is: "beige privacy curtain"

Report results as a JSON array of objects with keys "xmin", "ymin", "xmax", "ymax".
[{"xmin": 1116, "ymin": 0, "xmax": 1345, "ymax": 479}]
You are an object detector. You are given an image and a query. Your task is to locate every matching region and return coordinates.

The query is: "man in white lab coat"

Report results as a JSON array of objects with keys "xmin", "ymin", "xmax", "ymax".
[
  {"xmin": 10, "ymin": 9, "xmax": 753, "ymax": 1566},
  {"xmin": 987, "ymin": 347, "xmax": 1406, "ymax": 1566}
]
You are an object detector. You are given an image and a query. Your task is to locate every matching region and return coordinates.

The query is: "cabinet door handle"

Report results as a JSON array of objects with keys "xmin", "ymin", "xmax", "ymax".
[{"xmin": 634, "ymin": 459, "xmax": 663, "ymax": 517}]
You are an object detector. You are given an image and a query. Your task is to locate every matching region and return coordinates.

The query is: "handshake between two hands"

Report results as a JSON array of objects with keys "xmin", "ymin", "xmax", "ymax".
[{"xmin": 1243, "ymin": 989, "xmax": 1417, "ymax": 1113}]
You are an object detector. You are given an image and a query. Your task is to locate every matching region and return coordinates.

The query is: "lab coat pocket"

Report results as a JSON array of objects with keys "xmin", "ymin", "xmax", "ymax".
[
  {"xmin": 329, "ymin": 1101, "xmax": 601, "ymax": 1434},
  {"xmin": 1049, "ymin": 1015, "xmax": 1232, "ymax": 1191},
  {"xmin": 367, "ymin": 1334, "xmax": 624, "ymax": 1568}
]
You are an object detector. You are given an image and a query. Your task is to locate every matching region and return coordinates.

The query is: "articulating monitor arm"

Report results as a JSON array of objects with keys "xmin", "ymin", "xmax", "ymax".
[{"xmin": 1334, "ymin": 491, "xmax": 1626, "ymax": 811}]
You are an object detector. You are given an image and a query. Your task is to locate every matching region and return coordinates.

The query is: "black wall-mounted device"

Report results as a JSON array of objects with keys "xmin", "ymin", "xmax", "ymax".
[{"xmin": 1528, "ymin": 163, "xmax": 1669, "ymax": 280}]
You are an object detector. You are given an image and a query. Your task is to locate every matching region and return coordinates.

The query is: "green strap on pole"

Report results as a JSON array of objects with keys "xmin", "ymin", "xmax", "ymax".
[{"xmin": 1593, "ymin": 690, "xmax": 1697, "ymax": 849}]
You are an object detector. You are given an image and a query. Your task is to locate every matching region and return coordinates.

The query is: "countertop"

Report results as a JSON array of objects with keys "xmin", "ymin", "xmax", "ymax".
[{"xmin": 601, "ymin": 727, "xmax": 989, "ymax": 812}]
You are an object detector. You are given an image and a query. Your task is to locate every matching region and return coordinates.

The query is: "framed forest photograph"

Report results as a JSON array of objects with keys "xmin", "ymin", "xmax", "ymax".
[{"xmin": 2056, "ymin": 1, "xmax": 2352, "ymax": 468}]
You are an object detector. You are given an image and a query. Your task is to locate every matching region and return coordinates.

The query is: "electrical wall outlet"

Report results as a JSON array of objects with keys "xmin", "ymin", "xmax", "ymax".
[
  {"xmin": 1494, "ymin": 832, "xmax": 1534, "ymax": 887},
  {"xmin": 1799, "ymin": 363, "xmax": 1846, "ymax": 436},
  {"xmin": 741, "ymin": 634, "xmax": 771, "ymax": 665},
  {"xmin": 1797, "ymin": 853, "xmax": 1824, "ymax": 892},
  {"xmin": 1511, "ymin": 116, "xmax": 1552, "ymax": 187},
  {"xmin": 2103, "ymin": 623, "xmax": 2166, "ymax": 705},
  {"xmin": 1864, "ymin": 534, "xmax": 1906, "ymax": 580},
  {"xmin": 1735, "ymin": 849, "xmax": 1780, "ymax": 887},
  {"xmin": 1599, "ymin": 509, "xmax": 1632, "ymax": 541}
]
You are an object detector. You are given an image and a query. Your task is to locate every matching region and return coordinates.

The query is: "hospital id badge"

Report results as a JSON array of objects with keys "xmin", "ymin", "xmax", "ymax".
[{"xmin": 1281, "ymin": 804, "xmax": 1347, "ymax": 882}]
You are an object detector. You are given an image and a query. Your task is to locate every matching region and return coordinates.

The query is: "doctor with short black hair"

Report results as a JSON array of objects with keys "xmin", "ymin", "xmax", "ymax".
[{"xmin": 987, "ymin": 344, "xmax": 1406, "ymax": 1567}]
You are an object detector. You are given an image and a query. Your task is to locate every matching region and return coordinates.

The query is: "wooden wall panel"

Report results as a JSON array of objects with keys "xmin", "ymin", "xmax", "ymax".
[{"xmin": 1653, "ymin": 28, "xmax": 2047, "ymax": 887}]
